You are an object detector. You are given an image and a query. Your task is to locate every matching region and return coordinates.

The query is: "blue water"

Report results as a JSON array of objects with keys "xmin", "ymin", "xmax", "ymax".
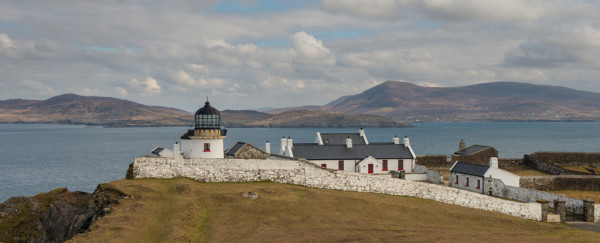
[{"xmin": 1, "ymin": 122, "xmax": 600, "ymax": 202}]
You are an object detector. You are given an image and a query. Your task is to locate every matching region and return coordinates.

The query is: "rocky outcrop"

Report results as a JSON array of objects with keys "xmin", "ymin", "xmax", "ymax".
[{"xmin": 0, "ymin": 184, "xmax": 126, "ymax": 243}]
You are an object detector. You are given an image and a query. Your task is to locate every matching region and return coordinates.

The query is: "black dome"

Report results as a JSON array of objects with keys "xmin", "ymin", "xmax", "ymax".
[
  {"xmin": 195, "ymin": 101, "xmax": 220, "ymax": 116},
  {"xmin": 194, "ymin": 101, "xmax": 221, "ymax": 130}
]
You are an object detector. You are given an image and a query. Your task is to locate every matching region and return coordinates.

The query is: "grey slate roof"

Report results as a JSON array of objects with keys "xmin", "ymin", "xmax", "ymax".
[
  {"xmin": 226, "ymin": 142, "xmax": 246, "ymax": 156},
  {"xmin": 292, "ymin": 143, "xmax": 413, "ymax": 160},
  {"xmin": 454, "ymin": 145, "xmax": 491, "ymax": 155},
  {"xmin": 451, "ymin": 162, "xmax": 490, "ymax": 177},
  {"xmin": 320, "ymin": 133, "xmax": 366, "ymax": 145},
  {"xmin": 151, "ymin": 147, "xmax": 164, "ymax": 155}
]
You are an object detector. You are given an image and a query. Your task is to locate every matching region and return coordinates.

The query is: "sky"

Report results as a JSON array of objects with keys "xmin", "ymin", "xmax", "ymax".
[{"xmin": 1, "ymin": 0, "xmax": 600, "ymax": 112}]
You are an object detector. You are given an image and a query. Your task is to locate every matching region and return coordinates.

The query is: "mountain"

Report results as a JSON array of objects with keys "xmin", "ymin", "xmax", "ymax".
[
  {"xmin": 238, "ymin": 110, "xmax": 411, "ymax": 128},
  {"xmin": 271, "ymin": 81, "xmax": 600, "ymax": 122},
  {"xmin": 0, "ymin": 94, "xmax": 192, "ymax": 127},
  {"xmin": 0, "ymin": 94, "xmax": 410, "ymax": 127}
]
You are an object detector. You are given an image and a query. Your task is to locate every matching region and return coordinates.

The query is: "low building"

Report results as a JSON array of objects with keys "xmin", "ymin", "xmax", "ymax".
[
  {"xmin": 449, "ymin": 157, "xmax": 520, "ymax": 193},
  {"xmin": 450, "ymin": 140, "xmax": 498, "ymax": 165},
  {"xmin": 277, "ymin": 128, "xmax": 416, "ymax": 174},
  {"xmin": 225, "ymin": 142, "xmax": 269, "ymax": 159}
]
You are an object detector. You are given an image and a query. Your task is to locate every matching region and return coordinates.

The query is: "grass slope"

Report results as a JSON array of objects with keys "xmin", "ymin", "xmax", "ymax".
[{"xmin": 69, "ymin": 178, "xmax": 599, "ymax": 242}]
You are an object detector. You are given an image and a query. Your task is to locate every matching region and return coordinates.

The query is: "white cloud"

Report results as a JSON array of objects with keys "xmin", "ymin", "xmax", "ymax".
[
  {"xmin": 80, "ymin": 88, "xmax": 104, "ymax": 96},
  {"xmin": 115, "ymin": 87, "xmax": 128, "ymax": 97},
  {"xmin": 129, "ymin": 77, "xmax": 161, "ymax": 96},
  {"xmin": 18, "ymin": 80, "xmax": 58, "ymax": 96},
  {"xmin": 289, "ymin": 31, "xmax": 336, "ymax": 65}
]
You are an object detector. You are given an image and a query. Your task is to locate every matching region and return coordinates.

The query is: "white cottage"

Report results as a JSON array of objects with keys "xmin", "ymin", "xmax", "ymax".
[
  {"xmin": 449, "ymin": 157, "xmax": 520, "ymax": 193},
  {"xmin": 277, "ymin": 128, "xmax": 416, "ymax": 174}
]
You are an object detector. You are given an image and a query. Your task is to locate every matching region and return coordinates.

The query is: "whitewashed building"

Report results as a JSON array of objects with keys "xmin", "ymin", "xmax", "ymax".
[
  {"xmin": 152, "ymin": 100, "xmax": 227, "ymax": 159},
  {"xmin": 449, "ymin": 157, "xmax": 520, "ymax": 193},
  {"xmin": 277, "ymin": 128, "xmax": 416, "ymax": 174}
]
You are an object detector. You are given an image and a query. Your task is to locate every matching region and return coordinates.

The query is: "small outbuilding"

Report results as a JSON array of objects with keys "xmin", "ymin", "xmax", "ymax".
[
  {"xmin": 449, "ymin": 157, "xmax": 520, "ymax": 193},
  {"xmin": 450, "ymin": 140, "xmax": 498, "ymax": 165}
]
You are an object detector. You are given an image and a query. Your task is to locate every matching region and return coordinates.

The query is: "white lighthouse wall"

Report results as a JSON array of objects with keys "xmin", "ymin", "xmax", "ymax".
[{"xmin": 181, "ymin": 138, "xmax": 224, "ymax": 158}]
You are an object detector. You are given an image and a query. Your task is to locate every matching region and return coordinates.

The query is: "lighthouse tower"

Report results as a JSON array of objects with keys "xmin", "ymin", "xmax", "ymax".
[{"xmin": 180, "ymin": 100, "xmax": 227, "ymax": 158}]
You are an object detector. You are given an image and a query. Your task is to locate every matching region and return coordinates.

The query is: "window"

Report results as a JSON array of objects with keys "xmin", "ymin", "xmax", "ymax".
[
  {"xmin": 382, "ymin": 160, "xmax": 388, "ymax": 171},
  {"xmin": 476, "ymin": 179, "xmax": 481, "ymax": 189},
  {"xmin": 203, "ymin": 143, "xmax": 210, "ymax": 152},
  {"xmin": 465, "ymin": 177, "xmax": 470, "ymax": 187},
  {"xmin": 338, "ymin": 160, "xmax": 344, "ymax": 170},
  {"xmin": 321, "ymin": 164, "xmax": 327, "ymax": 168},
  {"xmin": 455, "ymin": 175, "xmax": 458, "ymax": 184},
  {"xmin": 398, "ymin": 160, "xmax": 404, "ymax": 170}
]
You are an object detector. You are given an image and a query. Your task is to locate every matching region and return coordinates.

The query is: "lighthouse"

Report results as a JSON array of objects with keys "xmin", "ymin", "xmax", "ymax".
[{"xmin": 180, "ymin": 100, "xmax": 227, "ymax": 158}]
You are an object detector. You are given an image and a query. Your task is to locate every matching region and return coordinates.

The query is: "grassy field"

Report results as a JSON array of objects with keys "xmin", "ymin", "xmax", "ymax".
[{"xmin": 69, "ymin": 178, "xmax": 600, "ymax": 242}]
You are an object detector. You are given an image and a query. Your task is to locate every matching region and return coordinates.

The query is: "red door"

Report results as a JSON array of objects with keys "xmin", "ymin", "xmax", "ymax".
[{"xmin": 368, "ymin": 164, "xmax": 374, "ymax": 174}]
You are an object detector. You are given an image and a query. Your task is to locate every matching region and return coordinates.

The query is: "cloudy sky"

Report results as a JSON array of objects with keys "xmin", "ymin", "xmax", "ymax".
[{"xmin": 1, "ymin": 0, "xmax": 600, "ymax": 111}]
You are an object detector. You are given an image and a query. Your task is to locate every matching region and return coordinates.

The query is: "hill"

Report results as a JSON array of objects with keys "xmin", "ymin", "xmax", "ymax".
[
  {"xmin": 0, "ymin": 94, "xmax": 410, "ymax": 127},
  {"xmin": 271, "ymin": 81, "xmax": 600, "ymax": 122},
  {"xmin": 225, "ymin": 110, "xmax": 411, "ymax": 128},
  {"xmin": 57, "ymin": 179, "xmax": 600, "ymax": 242},
  {"xmin": 0, "ymin": 94, "xmax": 192, "ymax": 127}
]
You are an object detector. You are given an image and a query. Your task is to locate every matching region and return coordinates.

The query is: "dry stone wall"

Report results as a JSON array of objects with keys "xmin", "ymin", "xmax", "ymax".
[
  {"xmin": 520, "ymin": 175, "xmax": 600, "ymax": 191},
  {"xmin": 133, "ymin": 156, "xmax": 542, "ymax": 221},
  {"xmin": 485, "ymin": 178, "xmax": 584, "ymax": 214}
]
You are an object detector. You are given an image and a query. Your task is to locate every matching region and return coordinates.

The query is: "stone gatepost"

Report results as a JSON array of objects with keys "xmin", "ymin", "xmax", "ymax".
[
  {"xmin": 399, "ymin": 170, "xmax": 406, "ymax": 180},
  {"xmin": 583, "ymin": 199, "xmax": 595, "ymax": 222},
  {"xmin": 555, "ymin": 200, "xmax": 566, "ymax": 222},
  {"xmin": 537, "ymin": 199, "xmax": 549, "ymax": 222}
]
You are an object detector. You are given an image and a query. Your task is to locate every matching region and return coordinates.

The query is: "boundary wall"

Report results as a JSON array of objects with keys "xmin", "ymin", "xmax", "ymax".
[
  {"xmin": 134, "ymin": 157, "xmax": 541, "ymax": 221},
  {"xmin": 520, "ymin": 175, "xmax": 600, "ymax": 191},
  {"xmin": 485, "ymin": 178, "xmax": 584, "ymax": 214}
]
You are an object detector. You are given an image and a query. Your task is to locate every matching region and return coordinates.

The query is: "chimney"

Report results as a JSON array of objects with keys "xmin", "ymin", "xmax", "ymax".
[
  {"xmin": 459, "ymin": 139, "xmax": 466, "ymax": 151},
  {"xmin": 359, "ymin": 127, "xmax": 369, "ymax": 144},
  {"xmin": 403, "ymin": 136, "xmax": 410, "ymax": 147},
  {"xmin": 265, "ymin": 141, "xmax": 270, "ymax": 154},
  {"xmin": 279, "ymin": 136, "xmax": 287, "ymax": 155},
  {"xmin": 285, "ymin": 137, "xmax": 294, "ymax": 157},
  {"xmin": 393, "ymin": 135, "xmax": 400, "ymax": 144},
  {"xmin": 489, "ymin": 157, "xmax": 499, "ymax": 168},
  {"xmin": 346, "ymin": 136, "xmax": 353, "ymax": 149},
  {"xmin": 173, "ymin": 142, "xmax": 182, "ymax": 160}
]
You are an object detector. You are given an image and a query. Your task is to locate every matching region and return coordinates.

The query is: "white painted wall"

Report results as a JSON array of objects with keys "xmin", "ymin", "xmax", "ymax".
[
  {"xmin": 405, "ymin": 173, "xmax": 428, "ymax": 181},
  {"xmin": 449, "ymin": 172, "xmax": 485, "ymax": 193},
  {"xmin": 484, "ymin": 167, "xmax": 520, "ymax": 187},
  {"xmin": 307, "ymin": 158, "xmax": 414, "ymax": 173},
  {"xmin": 356, "ymin": 157, "xmax": 383, "ymax": 174},
  {"xmin": 310, "ymin": 159, "xmax": 356, "ymax": 171},
  {"xmin": 180, "ymin": 138, "xmax": 224, "ymax": 158}
]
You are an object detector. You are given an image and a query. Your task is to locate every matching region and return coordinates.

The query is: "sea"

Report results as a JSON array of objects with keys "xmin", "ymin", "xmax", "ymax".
[{"xmin": 2, "ymin": 122, "xmax": 600, "ymax": 202}]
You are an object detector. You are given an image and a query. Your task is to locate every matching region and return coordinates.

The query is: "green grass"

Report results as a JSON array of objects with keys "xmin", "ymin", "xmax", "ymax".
[{"xmin": 68, "ymin": 178, "xmax": 600, "ymax": 243}]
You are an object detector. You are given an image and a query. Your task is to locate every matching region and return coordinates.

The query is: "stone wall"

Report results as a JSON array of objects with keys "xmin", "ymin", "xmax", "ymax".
[
  {"xmin": 520, "ymin": 175, "xmax": 600, "ymax": 191},
  {"xmin": 484, "ymin": 178, "xmax": 584, "ymax": 214},
  {"xmin": 416, "ymin": 155, "xmax": 449, "ymax": 168},
  {"xmin": 596, "ymin": 205, "xmax": 600, "ymax": 223},
  {"xmin": 133, "ymin": 156, "xmax": 541, "ymax": 221},
  {"xmin": 524, "ymin": 152, "xmax": 600, "ymax": 175},
  {"xmin": 498, "ymin": 158, "xmax": 524, "ymax": 169}
]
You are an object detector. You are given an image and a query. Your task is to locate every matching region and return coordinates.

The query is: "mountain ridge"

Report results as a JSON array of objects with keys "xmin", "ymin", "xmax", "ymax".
[
  {"xmin": 0, "ymin": 93, "xmax": 410, "ymax": 127},
  {"xmin": 270, "ymin": 81, "xmax": 600, "ymax": 122}
]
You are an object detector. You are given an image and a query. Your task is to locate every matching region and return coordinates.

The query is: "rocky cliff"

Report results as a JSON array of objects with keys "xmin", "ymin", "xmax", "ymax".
[{"xmin": 0, "ymin": 185, "xmax": 126, "ymax": 243}]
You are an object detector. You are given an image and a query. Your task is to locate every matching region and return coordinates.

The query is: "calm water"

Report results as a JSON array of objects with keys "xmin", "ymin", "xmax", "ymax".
[{"xmin": 2, "ymin": 122, "xmax": 600, "ymax": 202}]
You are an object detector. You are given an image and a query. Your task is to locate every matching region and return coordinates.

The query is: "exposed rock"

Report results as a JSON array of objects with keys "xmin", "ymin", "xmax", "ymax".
[
  {"xmin": 242, "ymin": 192, "xmax": 259, "ymax": 200},
  {"xmin": 0, "ymin": 184, "xmax": 127, "ymax": 242}
]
